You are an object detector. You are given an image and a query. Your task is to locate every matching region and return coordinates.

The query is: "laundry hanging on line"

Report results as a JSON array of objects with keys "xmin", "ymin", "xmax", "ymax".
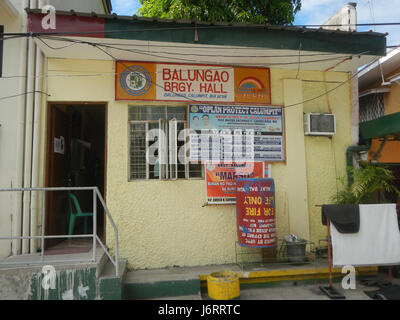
[
  {"xmin": 325, "ymin": 204, "xmax": 400, "ymax": 267},
  {"xmin": 321, "ymin": 204, "xmax": 360, "ymax": 233}
]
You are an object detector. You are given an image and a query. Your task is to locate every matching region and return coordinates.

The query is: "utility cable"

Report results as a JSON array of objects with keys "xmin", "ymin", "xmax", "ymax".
[
  {"xmin": 36, "ymin": 35, "xmax": 366, "ymax": 68},
  {"xmin": 0, "ymin": 21, "xmax": 398, "ymax": 38},
  {"xmin": 0, "ymin": 91, "xmax": 50, "ymax": 101},
  {"xmin": 88, "ymin": 38, "xmax": 380, "ymax": 109},
  {"xmin": 0, "ymin": 35, "xmax": 380, "ymax": 108}
]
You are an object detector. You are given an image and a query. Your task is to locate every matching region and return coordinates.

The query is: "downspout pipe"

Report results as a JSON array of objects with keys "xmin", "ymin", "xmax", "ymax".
[
  {"xmin": 22, "ymin": 0, "xmax": 39, "ymax": 254},
  {"xmin": 30, "ymin": 45, "xmax": 43, "ymax": 253},
  {"xmin": 21, "ymin": 37, "xmax": 36, "ymax": 254},
  {"xmin": 345, "ymin": 141, "xmax": 371, "ymax": 185},
  {"xmin": 13, "ymin": 1, "xmax": 29, "ymax": 255}
]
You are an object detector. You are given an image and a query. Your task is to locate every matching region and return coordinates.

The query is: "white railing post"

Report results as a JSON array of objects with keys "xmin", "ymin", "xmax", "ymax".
[
  {"xmin": 40, "ymin": 190, "xmax": 45, "ymax": 260},
  {"xmin": 0, "ymin": 187, "xmax": 119, "ymax": 276},
  {"xmin": 92, "ymin": 188, "xmax": 97, "ymax": 262},
  {"xmin": 114, "ymin": 229, "xmax": 119, "ymax": 277},
  {"xmin": 95, "ymin": 187, "xmax": 119, "ymax": 277}
]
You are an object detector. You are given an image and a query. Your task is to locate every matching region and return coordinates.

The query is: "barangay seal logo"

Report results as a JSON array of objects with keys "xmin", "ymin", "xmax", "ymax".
[{"xmin": 120, "ymin": 65, "xmax": 152, "ymax": 96}]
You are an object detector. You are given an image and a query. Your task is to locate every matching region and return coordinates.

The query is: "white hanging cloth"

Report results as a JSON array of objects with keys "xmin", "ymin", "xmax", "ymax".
[{"xmin": 331, "ymin": 203, "xmax": 400, "ymax": 267}]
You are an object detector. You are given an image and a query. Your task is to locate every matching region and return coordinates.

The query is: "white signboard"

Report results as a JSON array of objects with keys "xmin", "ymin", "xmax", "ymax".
[
  {"xmin": 54, "ymin": 136, "xmax": 65, "ymax": 154},
  {"xmin": 156, "ymin": 64, "xmax": 235, "ymax": 102}
]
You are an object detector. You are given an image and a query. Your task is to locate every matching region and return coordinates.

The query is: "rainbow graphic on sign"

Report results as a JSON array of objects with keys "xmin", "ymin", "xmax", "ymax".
[{"xmin": 236, "ymin": 77, "xmax": 267, "ymax": 96}]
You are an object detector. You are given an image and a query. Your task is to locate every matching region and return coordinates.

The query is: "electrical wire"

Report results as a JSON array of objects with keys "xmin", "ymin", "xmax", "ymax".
[
  {"xmin": 0, "ymin": 71, "xmax": 353, "ymax": 83},
  {"xmin": 0, "ymin": 33, "xmax": 381, "ymax": 107},
  {"xmin": 284, "ymin": 56, "xmax": 380, "ymax": 109},
  {"xmin": 1, "ymin": 21, "xmax": 399, "ymax": 38},
  {"xmin": 4, "ymin": 32, "xmax": 397, "ymax": 53},
  {"xmin": 36, "ymin": 35, "xmax": 366, "ymax": 68},
  {"xmin": 53, "ymin": 41, "xmax": 368, "ymax": 56},
  {"xmin": 38, "ymin": 34, "xmax": 365, "ymax": 59},
  {"xmin": 0, "ymin": 91, "xmax": 50, "ymax": 101},
  {"xmin": 93, "ymin": 44, "xmax": 200, "ymax": 103},
  {"xmin": 97, "ymin": 42, "xmax": 358, "ymax": 67},
  {"xmin": 85, "ymin": 38, "xmax": 380, "ymax": 108}
]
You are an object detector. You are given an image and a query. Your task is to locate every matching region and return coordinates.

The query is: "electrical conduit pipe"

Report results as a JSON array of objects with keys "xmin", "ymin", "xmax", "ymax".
[{"xmin": 345, "ymin": 143, "xmax": 371, "ymax": 185}]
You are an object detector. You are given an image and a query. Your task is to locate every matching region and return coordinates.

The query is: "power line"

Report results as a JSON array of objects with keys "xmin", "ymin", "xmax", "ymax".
[
  {"xmin": 0, "ymin": 34, "xmax": 380, "ymax": 108},
  {"xmin": 284, "ymin": 56, "xmax": 379, "ymax": 108},
  {"xmin": 93, "ymin": 43, "xmax": 200, "ymax": 103},
  {"xmin": 79, "ymin": 36, "xmax": 380, "ymax": 108},
  {"xmin": 0, "ymin": 71, "xmax": 348, "ymax": 83},
  {"xmin": 38, "ymin": 36, "xmax": 356, "ymax": 58},
  {"xmin": 0, "ymin": 91, "xmax": 50, "ymax": 101},
  {"xmin": 0, "ymin": 21, "xmax": 398, "ymax": 38},
  {"xmin": 37, "ymin": 35, "xmax": 365, "ymax": 68},
  {"xmin": 3, "ymin": 32, "xmax": 396, "ymax": 52}
]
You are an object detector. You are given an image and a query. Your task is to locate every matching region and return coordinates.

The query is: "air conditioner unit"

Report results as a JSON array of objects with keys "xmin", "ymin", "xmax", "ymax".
[{"xmin": 304, "ymin": 113, "xmax": 336, "ymax": 136}]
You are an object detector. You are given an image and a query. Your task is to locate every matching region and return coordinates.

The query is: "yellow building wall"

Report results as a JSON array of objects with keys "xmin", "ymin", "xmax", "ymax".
[
  {"xmin": 302, "ymin": 72, "xmax": 352, "ymax": 246},
  {"xmin": 45, "ymin": 58, "xmax": 352, "ymax": 270}
]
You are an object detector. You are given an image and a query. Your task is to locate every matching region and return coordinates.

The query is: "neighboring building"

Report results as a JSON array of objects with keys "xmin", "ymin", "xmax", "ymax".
[
  {"xmin": 322, "ymin": 2, "xmax": 357, "ymax": 32},
  {"xmin": 357, "ymin": 47, "xmax": 400, "ymax": 198},
  {"xmin": 0, "ymin": 5, "xmax": 387, "ymax": 271},
  {"xmin": 0, "ymin": 0, "xmax": 111, "ymax": 259}
]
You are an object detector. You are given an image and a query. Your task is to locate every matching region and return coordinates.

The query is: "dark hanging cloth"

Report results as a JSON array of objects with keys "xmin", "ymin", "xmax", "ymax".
[{"xmin": 321, "ymin": 204, "xmax": 360, "ymax": 234}]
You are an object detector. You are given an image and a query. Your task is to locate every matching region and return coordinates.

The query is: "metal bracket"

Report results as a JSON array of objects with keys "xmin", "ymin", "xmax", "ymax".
[
  {"xmin": 194, "ymin": 22, "xmax": 199, "ymax": 43},
  {"xmin": 371, "ymin": 136, "xmax": 387, "ymax": 161}
]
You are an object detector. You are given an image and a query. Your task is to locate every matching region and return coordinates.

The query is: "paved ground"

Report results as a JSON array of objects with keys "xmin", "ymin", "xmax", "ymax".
[
  {"xmin": 152, "ymin": 273, "xmax": 400, "ymax": 300},
  {"xmin": 236, "ymin": 283, "xmax": 371, "ymax": 300}
]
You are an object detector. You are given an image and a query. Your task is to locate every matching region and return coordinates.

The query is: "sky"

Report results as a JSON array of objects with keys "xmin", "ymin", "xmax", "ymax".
[{"xmin": 110, "ymin": 0, "xmax": 399, "ymax": 47}]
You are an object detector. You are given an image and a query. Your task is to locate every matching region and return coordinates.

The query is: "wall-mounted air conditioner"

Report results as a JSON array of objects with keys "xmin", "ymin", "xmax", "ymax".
[{"xmin": 304, "ymin": 113, "xmax": 336, "ymax": 136}]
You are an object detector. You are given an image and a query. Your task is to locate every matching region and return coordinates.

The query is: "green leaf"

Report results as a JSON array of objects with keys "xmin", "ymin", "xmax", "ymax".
[{"xmin": 137, "ymin": 0, "xmax": 302, "ymax": 24}]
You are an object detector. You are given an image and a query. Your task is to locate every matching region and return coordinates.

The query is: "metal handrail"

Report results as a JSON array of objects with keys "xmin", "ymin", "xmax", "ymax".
[{"xmin": 0, "ymin": 187, "xmax": 119, "ymax": 277}]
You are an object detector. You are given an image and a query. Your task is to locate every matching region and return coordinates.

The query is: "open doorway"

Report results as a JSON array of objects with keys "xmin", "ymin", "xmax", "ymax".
[{"xmin": 45, "ymin": 103, "xmax": 106, "ymax": 251}]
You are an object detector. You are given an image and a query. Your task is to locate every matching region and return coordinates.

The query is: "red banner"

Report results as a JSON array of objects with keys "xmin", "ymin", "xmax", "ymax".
[
  {"xmin": 205, "ymin": 162, "xmax": 264, "ymax": 204},
  {"xmin": 236, "ymin": 178, "xmax": 276, "ymax": 248}
]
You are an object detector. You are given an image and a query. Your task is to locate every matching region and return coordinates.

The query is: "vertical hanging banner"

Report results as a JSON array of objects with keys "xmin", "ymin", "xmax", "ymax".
[
  {"xmin": 236, "ymin": 178, "xmax": 276, "ymax": 248},
  {"xmin": 205, "ymin": 162, "xmax": 264, "ymax": 204}
]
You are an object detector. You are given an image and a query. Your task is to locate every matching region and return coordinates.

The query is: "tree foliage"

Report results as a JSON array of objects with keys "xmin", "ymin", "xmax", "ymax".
[
  {"xmin": 137, "ymin": 0, "xmax": 301, "ymax": 25},
  {"xmin": 332, "ymin": 163, "xmax": 400, "ymax": 205}
]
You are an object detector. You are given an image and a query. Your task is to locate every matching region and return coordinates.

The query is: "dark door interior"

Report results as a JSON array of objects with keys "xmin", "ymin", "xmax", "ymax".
[
  {"xmin": 45, "ymin": 104, "xmax": 106, "ymax": 249},
  {"xmin": 46, "ymin": 106, "xmax": 71, "ymax": 248}
]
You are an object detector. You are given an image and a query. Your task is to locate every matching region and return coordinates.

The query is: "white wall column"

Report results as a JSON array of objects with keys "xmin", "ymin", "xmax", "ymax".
[
  {"xmin": 283, "ymin": 79, "xmax": 310, "ymax": 241},
  {"xmin": 351, "ymin": 72, "xmax": 359, "ymax": 145}
]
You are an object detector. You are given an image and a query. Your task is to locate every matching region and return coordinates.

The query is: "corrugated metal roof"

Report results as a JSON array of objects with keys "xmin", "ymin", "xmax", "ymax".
[{"xmin": 25, "ymin": 8, "xmax": 386, "ymax": 37}]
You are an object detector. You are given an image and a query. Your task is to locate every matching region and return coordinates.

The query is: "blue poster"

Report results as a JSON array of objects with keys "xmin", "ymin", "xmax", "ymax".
[{"xmin": 189, "ymin": 104, "xmax": 284, "ymax": 162}]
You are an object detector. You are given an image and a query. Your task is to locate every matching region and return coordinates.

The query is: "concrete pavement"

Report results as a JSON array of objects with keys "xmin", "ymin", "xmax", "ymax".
[{"xmin": 151, "ymin": 274, "xmax": 400, "ymax": 300}]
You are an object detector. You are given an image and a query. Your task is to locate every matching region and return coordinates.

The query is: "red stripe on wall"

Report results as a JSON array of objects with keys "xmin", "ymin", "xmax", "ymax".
[{"xmin": 28, "ymin": 13, "xmax": 105, "ymax": 38}]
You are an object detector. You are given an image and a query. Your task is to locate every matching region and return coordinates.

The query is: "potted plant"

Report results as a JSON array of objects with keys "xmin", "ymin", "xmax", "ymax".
[
  {"xmin": 331, "ymin": 162, "xmax": 400, "ymax": 205},
  {"xmin": 330, "ymin": 162, "xmax": 400, "ymax": 277}
]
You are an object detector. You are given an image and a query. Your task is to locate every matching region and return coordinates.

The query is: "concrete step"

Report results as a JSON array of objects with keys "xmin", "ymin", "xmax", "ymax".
[
  {"xmin": 98, "ymin": 259, "xmax": 127, "ymax": 300},
  {"xmin": 0, "ymin": 246, "xmax": 107, "ymax": 300},
  {"xmin": 0, "ymin": 244, "xmax": 129, "ymax": 300},
  {"xmin": 123, "ymin": 265, "xmax": 220, "ymax": 300}
]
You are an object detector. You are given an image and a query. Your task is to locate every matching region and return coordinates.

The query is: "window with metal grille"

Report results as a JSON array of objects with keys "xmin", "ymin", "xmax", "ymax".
[
  {"xmin": 129, "ymin": 106, "xmax": 203, "ymax": 180},
  {"xmin": 359, "ymin": 93, "xmax": 385, "ymax": 123}
]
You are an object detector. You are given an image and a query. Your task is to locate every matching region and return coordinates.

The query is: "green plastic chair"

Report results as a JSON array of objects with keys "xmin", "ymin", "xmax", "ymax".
[{"xmin": 67, "ymin": 193, "xmax": 93, "ymax": 235}]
